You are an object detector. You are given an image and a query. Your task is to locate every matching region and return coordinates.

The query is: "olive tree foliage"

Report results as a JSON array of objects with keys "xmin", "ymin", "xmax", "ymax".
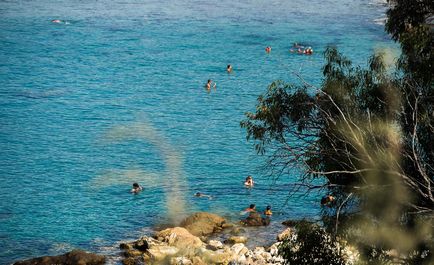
[
  {"xmin": 278, "ymin": 221, "xmax": 349, "ymax": 265},
  {"xmin": 386, "ymin": 0, "xmax": 434, "ymax": 214},
  {"xmin": 241, "ymin": 1, "xmax": 434, "ymax": 263}
]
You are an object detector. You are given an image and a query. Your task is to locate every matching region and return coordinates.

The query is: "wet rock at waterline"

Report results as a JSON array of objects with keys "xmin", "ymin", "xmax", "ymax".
[{"xmin": 13, "ymin": 249, "xmax": 105, "ymax": 265}]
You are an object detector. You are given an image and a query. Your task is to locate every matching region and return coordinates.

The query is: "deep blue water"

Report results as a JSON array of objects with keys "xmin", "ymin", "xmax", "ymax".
[{"xmin": 0, "ymin": 0, "xmax": 395, "ymax": 263}]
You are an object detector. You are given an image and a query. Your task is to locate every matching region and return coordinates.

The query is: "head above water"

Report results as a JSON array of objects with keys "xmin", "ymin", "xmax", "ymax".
[
  {"xmin": 133, "ymin": 183, "xmax": 140, "ymax": 188},
  {"xmin": 249, "ymin": 204, "xmax": 256, "ymax": 209},
  {"xmin": 266, "ymin": 205, "xmax": 271, "ymax": 210}
]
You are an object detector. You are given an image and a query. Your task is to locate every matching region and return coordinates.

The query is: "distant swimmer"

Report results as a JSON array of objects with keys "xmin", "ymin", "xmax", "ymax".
[
  {"xmin": 51, "ymin": 19, "xmax": 62, "ymax": 23},
  {"xmin": 227, "ymin": 64, "xmax": 233, "ymax": 73},
  {"xmin": 244, "ymin": 175, "xmax": 254, "ymax": 187},
  {"xmin": 304, "ymin": 47, "xmax": 314, "ymax": 55},
  {"xmin": 321, "ymin": 195, "xmax": 335, "ymax": 206},
  {"xmin": 265, "ymin": 46, "xmax": 272, "ymax": 53},
  {"xmin": 205, "ymin": 79, "xmax": 216, "ymax": 90},
  {"xmin": 264, "ymin": 205, "xmax": 273, "ymax": 216},
  {"xmin": 194, "ymin": 192, "xmax": 213, "ymax": 200},
  {"xmin": 293, "ymin": 43, "xmax": 305, "ymax": 49},
  {"xmin": 130, "ymin": 183, "xmax": 143, "ymax": 194}
]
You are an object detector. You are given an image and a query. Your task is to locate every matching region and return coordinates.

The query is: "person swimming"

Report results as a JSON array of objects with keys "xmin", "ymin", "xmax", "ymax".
[
  {"xmin": 244, "ymin": 175, "xmax": 254, "ymax": 187},
  {"xmin": 51, "ymin": 19, "xmax": 62, "ymax": 23},
  {"xmin": 227, "ymin": 64, "xmax": 233, "ymax": 73},
  {"xmin": 264, "ymin": 205, "xmax": 272, "ymax": 216},
  {"xmin": 244, "ymin": 204, "xmax": 256, "ymax": 212},
  {"xmin": 194, "ymin": 192, "xmax": 213, "ymax": 199},
  {"xmin": 265, "ymin": 46, "xmax": 271, "ymax": 53},
  {"xmin": 130, "ymin": 183, "xmax": 143, "ymax": 194},
  {"xmin": 205, "ymin": 79, "xmax": 216, "ymax": 90},
  {"xmin": 293, "ymin": 43, "xmax": 305, "ymax": 49},
  {"xmin": 321, "ymin": 195, "xmax": 335, "ymax": 206},
  {"xmin": 304, "ymin": 47, "xmax": 313, "ymax": 55}
]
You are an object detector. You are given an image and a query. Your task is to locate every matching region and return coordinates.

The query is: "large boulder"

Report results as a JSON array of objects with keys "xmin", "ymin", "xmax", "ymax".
[
  {"xmin": 155, "ymin": 227, "xmax": 203, "ymax": 249},
  {"xmin": 207, "ymin": 240, "xmax": 224, "ymax": 251},
  {"xmin": 180, "ymin": 212, "xmax": 227, "ymax": 236},
  {"xmin": 13, "ymin": 249, "xmax": 105, "ymax": 265},
  {"xmin": 281, "ymin": 219, "xmax": 314, "ymax": 227},
  {"xmin": 224, "ymin": 236, "xmax": 247, "ymax": 245},
  {"xmin": 147, "ymin": 245, "xmax": 179, "ymax": 261},
  {"xmin": 276, "ymin": 228, "xmax": 293, "ymax": 242},
  {"xmin": 241, "ymin": 212, "xmax": 270, "ymax": 226}
]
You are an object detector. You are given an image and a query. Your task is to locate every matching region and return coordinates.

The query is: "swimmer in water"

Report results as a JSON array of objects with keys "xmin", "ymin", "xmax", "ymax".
[
  {"xmin": 305, "ymin": 47, "xmax": 313, "ymax": 55},
  {"xmin": 293, "ymin": 43, "xmax": 304, "ymax": 49},
  {"xmin": 227, "ymin": 64, "xmax": 233, "ymax": 73},
  {"xmin": 244, "ymin": 175, "xmax": 254, "ymax": 187},
  {"xmin": 265, "ymin": 46, "xmax": 271, "ymax": 53},
  {"xmin": 51, "ymin": 19, "xmax": 62, "ymax": 23},
  {"xmin": 205, "ymin": 79, "xmax": 216, "ymax": 90},
  {"xmin": 194, "ymin": 192, "xmax": 213, "ymax": 199},
  {"xmin": 264, "ymin": 205, "xmax": 272, "ymax": 216},
  {"xmin": 244, "ymin": 204, "xmax": 256, "ymax": 212},
  {"xmin": 130, "ymin": 183, "xmax": 143, "ymax": 194},
  {"xmin": 321, "ymin": 195, "xmax": 335, "ymax": 206}
]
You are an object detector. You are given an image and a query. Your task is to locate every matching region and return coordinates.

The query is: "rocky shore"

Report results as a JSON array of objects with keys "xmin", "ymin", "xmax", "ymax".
[
  {"xmin": 119, "ymin": 212, "xmax": 287, "ymax": 265},
  {"xmin": 13, "ymin": 212, "xmax": 291, "ymax": 265}
]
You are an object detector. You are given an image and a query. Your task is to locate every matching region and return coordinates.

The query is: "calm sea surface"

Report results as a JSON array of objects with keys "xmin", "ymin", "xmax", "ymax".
[{"xmin": 0, "ymin": 0, "xmax": 395, "ymax": 263}]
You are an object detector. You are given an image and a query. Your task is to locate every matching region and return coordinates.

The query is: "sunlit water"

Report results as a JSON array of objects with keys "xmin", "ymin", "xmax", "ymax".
[{"xmin": 0, "ymin": 0, "xmax": 396, "ymax": 263}]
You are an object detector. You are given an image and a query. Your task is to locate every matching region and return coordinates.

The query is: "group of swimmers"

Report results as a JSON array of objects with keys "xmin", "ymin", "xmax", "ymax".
[
  {"xmin": 289, "ymin": 43, "xmax": 314, "ymax": 55},
  {"xmin": 243, "ymin": 204, "xmax": 272, "ymax": 216},
  {"xmin": 205, "ymin": 43, "xmax": 314, "ymax": 89}
]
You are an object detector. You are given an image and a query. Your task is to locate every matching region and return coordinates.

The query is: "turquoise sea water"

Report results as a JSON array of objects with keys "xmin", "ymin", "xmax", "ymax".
[{"xmin": 0, "ymin": 0, "xmax": 395, "ymax": 263}]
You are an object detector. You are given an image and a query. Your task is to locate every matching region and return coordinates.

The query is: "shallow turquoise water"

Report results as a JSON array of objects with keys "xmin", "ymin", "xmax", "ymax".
[{"xmin": 0, "ymin": 0, "xmax": 394, "ymax": 263}]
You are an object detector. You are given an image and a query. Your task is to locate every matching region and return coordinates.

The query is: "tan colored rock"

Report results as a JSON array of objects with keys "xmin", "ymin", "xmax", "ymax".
[
  {"xmin": 221, "ymin": 223, "xmax": 234, "ymax": 229},
  {"xmin": 230, "ymin": 226, "xmax": 246, "ymax": 235},
  {"xmin": 224, "ymin": 236, "xmax": 247, "ymax": 244},
  {"xmin": 230, "ymin": 243, "xmax": 248, "ymax": 256},
  {"xmin": 261, "ymin": 251, "xmax": 272, "ymax": 262},
  {"xmin": 276, "ymin": 228, "xmax": 292, "ymax": 242},
  {"xmin": 191, "ymin": 256, "xmax": 207, "ymax": 265},
  {"xmin": 124, "ymin": 249, "xmax": 143, "ymax": 258},
  {"xmin": 201, "ymin": 249, "xmax": 235, "ymax": 264},
  {"xmin": 155, "ymin": 227, "xmax": 203, "ymax": 249},
  {"xmin": 147, "ymin": 245, "xmax": 179, "ymax": 261},
  {"xmin": 269, "ymin": 242, "xmax": 281, "ymax": 256},
  {"xmin": 241, "ymin": 212, "xmax": 270, "ymax": 226},
  {"xmin": 180, "ymin": 212, "xmax": 226, "ymax": 236},
  {"xmin": 207, "ymin": 240, "xmax": 224, "ymax": 250},
  {"xmin": 170, "ymin": 256, "xmax": 193, "ymax": 265},
  {"xmin": 119, "ymin": 243, "xmax": 132, "ymax": 250},
  {"xmin": 122, "ymin": 257, "xmax": 137, "ymax": 265}
]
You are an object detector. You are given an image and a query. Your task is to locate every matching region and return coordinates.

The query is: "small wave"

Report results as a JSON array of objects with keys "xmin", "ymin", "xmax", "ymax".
[
  {"xmin": 50, "ymin": 242, "xmax": 74, "ymax": 253},
  {"xmin": 373, "ymin": 17, "xmax": 387, "ymax": 26}
]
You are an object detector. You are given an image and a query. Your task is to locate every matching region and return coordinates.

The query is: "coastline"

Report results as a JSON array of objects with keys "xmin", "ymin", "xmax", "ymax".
[{"xmin": 13, "ymin": 212, "xmax": 295, "ymax": 265}]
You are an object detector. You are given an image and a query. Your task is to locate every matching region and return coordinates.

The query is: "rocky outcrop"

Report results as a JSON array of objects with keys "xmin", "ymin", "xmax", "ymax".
[
  {"xmin": 241, "ymin": 212, "xmax": 270, "ymax": 226},
  {"xmin": 13, "ymin": 249, "xmax": 105, "ymax": 265},
  {"xmin": 119, "ymin": 231, "xmax": 285, "ymax": 265},
  {"xmin": 155, "ymin": 227, "xmax": 203, "ymax": 249},
  {"xmin": 276, "ymin": 227, "xmax": 293, "ymax": 242},
  {"xmin": 180, "ymin": 212, "xmax": 227, "ymax": 236},
  {"xmin": 224, "ymin": 236, "xmax": 247, "ymax": 245}
]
